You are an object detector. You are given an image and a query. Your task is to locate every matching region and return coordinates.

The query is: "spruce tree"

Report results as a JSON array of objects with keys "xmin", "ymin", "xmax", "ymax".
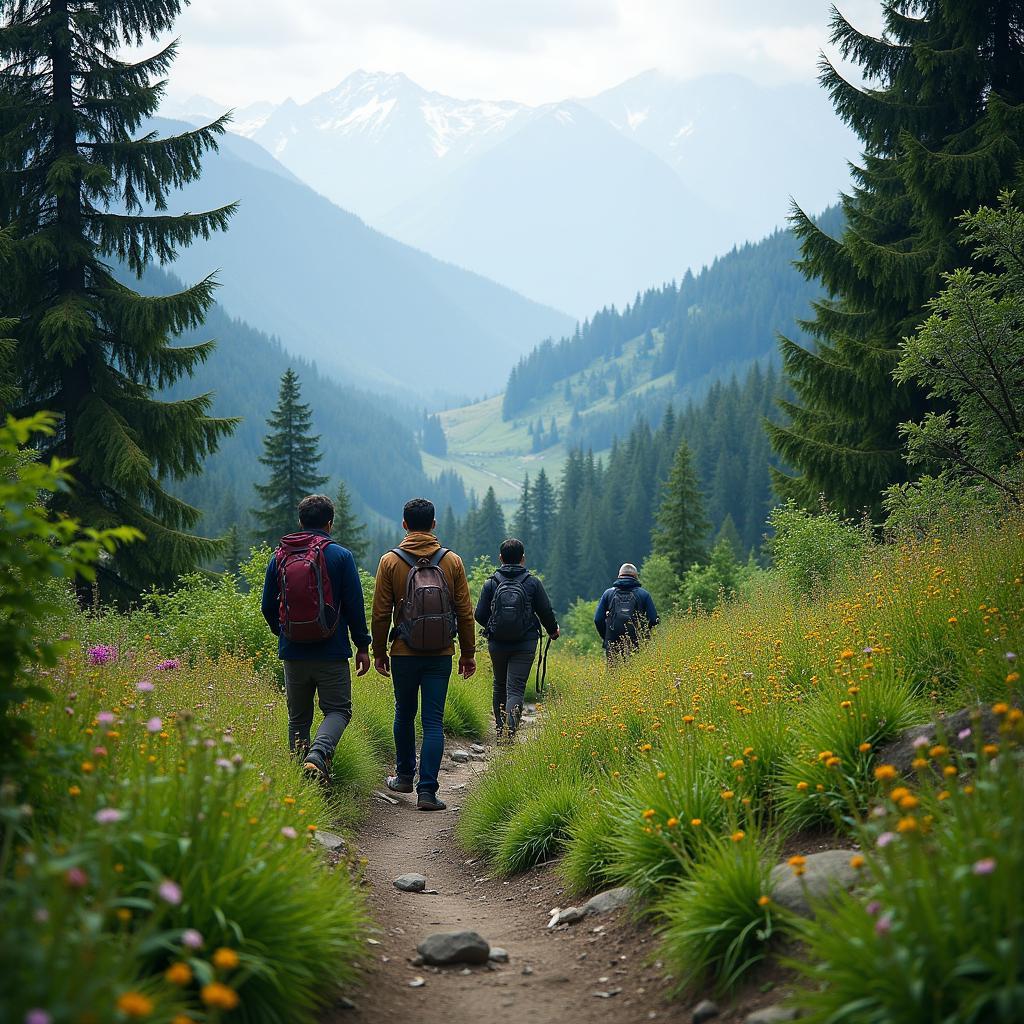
[
  {"xmin": 332, "ymin": 479, "xmax": 369, "ymax": 562},
  {"xmin": 652, "ymin": 438, "xmax": 709, "ymax": 577},
  {"xmin": 769, "ymin": 1, "xmax": 1024, "ymax": 514},
  {"xmin": 0, "ymin": 0, "xmax": 237, "ymax": 587},
  {"xmin": 530, "ymin": 468, "xmax": 556, "ymax": 565},
  {"xmin": 512, "ymin": 474, "xmax": 533, "ymax": 551},
  {"xmin": 253, "ymin": 369, "xmax": 327, "ymax": 542},
  {"xmin": 472, "ymin": 486, "xmax": 506, "ymax": 561}
]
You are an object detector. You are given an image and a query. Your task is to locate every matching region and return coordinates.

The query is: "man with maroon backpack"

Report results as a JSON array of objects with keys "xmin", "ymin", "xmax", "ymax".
[
  {"xmin": 261, "ymin": 494, "xmax": 371, "ymax": 784},
  {"xmin": 371, "ymin": 498, "xmax": 476, "ymax": 811}
]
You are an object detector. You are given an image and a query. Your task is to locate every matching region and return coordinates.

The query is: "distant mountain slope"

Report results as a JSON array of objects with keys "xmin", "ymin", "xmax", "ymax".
[
  {"xmin": 141, "ymin": 265, "xmax": 429, "ymax": 540},
  {"xmin": 152, "ymin": 116, "xmax": 574, "ymax": 401},
  {"xmin": 377, "ymin": 102, "xmax": 730, "ymax": 316}
]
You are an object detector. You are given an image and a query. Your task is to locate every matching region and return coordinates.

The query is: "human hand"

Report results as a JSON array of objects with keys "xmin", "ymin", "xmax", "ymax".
[
  {"xmin": 374, "ymin": 655, "xmax": 391, "ymax": 677},
  {"xmin": 458, "ymin": 656, "xmax": 476, "ymax": 679},
  {"xmin": 551, "ymin": 627, "xmax": 560, "ymax": 640},
  {"xmin": 355, "ymin": 649, "xmax": 371, "ymax": 676}
]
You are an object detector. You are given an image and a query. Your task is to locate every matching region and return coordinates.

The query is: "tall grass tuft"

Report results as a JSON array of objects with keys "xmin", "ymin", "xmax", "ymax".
[{"xmin": 492, "ymin": 779, "xmax": 589, "ymax": 874}]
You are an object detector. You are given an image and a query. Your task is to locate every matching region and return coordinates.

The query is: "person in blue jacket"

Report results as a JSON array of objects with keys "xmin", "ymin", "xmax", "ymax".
[
  {"xmin": 594, "ymin": 562, "xmax": 659, "ymax": 659},
  {"xmin": 261, "ymin": 494, "xmax": 371, "ymax": 782}
]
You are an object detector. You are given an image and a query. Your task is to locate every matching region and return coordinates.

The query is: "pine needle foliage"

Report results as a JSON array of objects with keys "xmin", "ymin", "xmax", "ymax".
[
  {"xmin": 768, "ymin": 1, "xmax": 1024, "ymax": 515},
  {"xmin": 652, "ymin": 437, "xmax": 709, "ymax": 578},
  {"xmin": 332, "ymin": 478, "xmax": 369, "ymax": 564},
  {"xmin": 252, "ymin": 368, "xmax": 327, "ymax": 544},
  {"xmin": 0, "ymin": 0, "xmax": 238, "ymax": 587}
]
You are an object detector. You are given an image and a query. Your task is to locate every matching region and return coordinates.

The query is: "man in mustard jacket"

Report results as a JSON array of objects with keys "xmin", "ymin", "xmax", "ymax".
[{"xmin": 372, "ymin": 497, "xmax": 476, "ymax": 810}]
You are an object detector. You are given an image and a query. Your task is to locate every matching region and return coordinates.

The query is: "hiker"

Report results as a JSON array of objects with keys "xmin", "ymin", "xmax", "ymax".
[
  {"xmin": 594, "ymin": 562, "xmax": 659, "ymax": 659},
  {"xmin": 475, "ymin": 537, "xmax": 559, "ymax": 742},
  {"xmin": 371, "ymin": 498, "xmax": 476, "ymax": 811},
  {"xmin": 261, "ymin": 493, "xmax": 371, "ymax": 783}
]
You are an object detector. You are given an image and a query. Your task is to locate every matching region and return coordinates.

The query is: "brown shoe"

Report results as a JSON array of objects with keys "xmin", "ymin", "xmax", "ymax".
[{"xmin": 303, "ymin": 759, "xmax": 329, "ymax": 785}]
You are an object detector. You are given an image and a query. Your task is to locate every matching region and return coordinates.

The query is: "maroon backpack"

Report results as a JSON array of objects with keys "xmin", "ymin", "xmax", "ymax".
[{"xmin": 274, "ymin": 532, "xmax": 339, "ymax": 642}]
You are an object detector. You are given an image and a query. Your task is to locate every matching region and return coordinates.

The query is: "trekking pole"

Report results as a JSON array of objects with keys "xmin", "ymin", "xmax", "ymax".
[{"xmin": 535, "ymin": 635, "xmax": 553, "ymax": 698}]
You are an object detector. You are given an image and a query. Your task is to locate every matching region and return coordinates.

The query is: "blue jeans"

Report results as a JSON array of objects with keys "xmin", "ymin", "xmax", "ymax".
[{"xmin": 391, "ymin": 655, "xmax": 451, "ymax": 795}]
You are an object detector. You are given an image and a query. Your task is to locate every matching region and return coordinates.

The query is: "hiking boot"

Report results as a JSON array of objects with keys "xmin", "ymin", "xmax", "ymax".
[
  {"xmin": 417, "ymin": 792, "xmax": 446, "ymax": 812},
  {"xmin": 302, "ymin": 755, "xmax": 329, "ymax": 785},
  {"xmin": 386, "ymin": 775, "xmax": 415, "ymax": 794}
]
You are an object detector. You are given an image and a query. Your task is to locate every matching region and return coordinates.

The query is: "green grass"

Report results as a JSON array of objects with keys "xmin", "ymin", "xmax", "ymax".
[{"xmin": 492, "ymin": 779, "xmax": 588, "ymax": 874}]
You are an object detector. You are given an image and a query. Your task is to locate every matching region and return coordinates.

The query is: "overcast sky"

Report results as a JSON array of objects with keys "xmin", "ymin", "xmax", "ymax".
[{"xmin": 162, "ymin": 0, "xmax": 885, "ymax": 108}]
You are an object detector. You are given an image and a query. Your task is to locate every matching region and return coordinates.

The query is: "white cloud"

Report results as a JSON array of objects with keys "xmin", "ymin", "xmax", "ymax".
[{"xmin": 159, "ymin": 0, "xmax": 887, "ymax": 109}]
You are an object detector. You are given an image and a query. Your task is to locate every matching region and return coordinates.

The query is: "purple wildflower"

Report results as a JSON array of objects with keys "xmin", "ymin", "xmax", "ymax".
[
  {"xmin": 972, "ymin": 858, "xmax": 997, "ymax": 875},
  {"xmin": 874, "ymin": 914, "xmax": 892, "ymax": 936},
  {"xmin": 156, "ymin": 658, "xmax": 180, "ymax": 671},
  {"xmin": 65, "ymin": 867, "xmax": 88, "ymax": 889},
  {"xmin": 912, "ymin": 735, "xmax": 930, "ymax": 749},
  {"xmin": 136, "ymin": 680, "xmax": 154, "ymax": 693},
  {"xmin": 86, "ymin": 644, "xmax": 117, "ymax": 666},
  {"xmin": 865, "ymin": 900, "xmax": 882, "ymax": 916},
  {"xmin": 181, "ymin": 928, "xmax": 204, "ymax": 949},
  {"xmin": 25, "ymin": 1010, "xmax": 52, "ymax": 1024},
  {"xmin": 877, "ymin": 831, "xmax": 897, "ymax": 848},
  {"xmin": 97, "ymin": 711, "xmax": 115, "ymax": 725},
  {"xmin": 146, "ymin": 717, "xmax": 162, "ymax": 733},
  {"xmin": 958, "ymin": 727, "xmax": 971, "ymax": 741},
  {"xmin": 94, "ymin": 808, "xmax": 123, "ymax": 825},
  {"xmin": 158, "ymin": 879, "xmax": 182, "ymax": 905},
  {"xmin": 1006, "ymin": 652, "xmax": 1017, "ymax": 663},
  {"xmin": 280, "ymin": 826, "xmax": 297, "ymax": 839}
]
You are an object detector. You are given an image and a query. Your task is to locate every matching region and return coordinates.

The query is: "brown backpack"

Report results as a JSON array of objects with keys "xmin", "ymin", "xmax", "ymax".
[{"xmin": 390, "ymin": 547, "xmax": 458, "ymax": 652}]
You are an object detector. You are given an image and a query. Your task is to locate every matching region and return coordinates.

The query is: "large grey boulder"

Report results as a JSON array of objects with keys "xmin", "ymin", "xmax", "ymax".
[
  {"xmin": 769, "ymin": 849, "xmax": 860, "ymax": 917},
  {"xmin": 417, "ymin": 931, "xmax": 490, "ymax": 966},
  {"xmin": 877, "ymin": 705, "xmax": 1001, "ymax": 775},
  {"xmin": 394, "ymin": 873, "xmax": 427, "ymax": 893}
]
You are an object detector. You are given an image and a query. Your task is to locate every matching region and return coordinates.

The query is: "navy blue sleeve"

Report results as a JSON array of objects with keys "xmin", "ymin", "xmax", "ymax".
[
  {"xmin": 594, "ymin": 590, "xmax": 609, "ymax": 637},
  {"xmin": 331, "ymin": 545, "xmax": 371, "ymax": 650},
  {"xmin": 261, "ymin": 557, "xmax": 280, "ymax": 635},
  {"xmin": 643, "ymin": 589, "xmax": 660, "ymax": 628},
  {"xmin": 475, "ymin": 578, "xmax": 494, "ymax": 629}
]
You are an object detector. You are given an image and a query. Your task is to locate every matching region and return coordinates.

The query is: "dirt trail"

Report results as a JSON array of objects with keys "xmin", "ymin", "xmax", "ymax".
[{"xmin": 325, "ymin": 744, "xmax": 695, "ymax": 1024}]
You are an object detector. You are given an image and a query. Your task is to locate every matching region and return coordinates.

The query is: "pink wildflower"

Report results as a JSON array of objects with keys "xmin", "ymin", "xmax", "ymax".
[
  {"xmin": 280, "ymin": 826, "xmax": 297, "ymax": 839},
  {"xmin": 181, "ymin": 928, "xmax": 204, "ymax": 949},
  {"xmin": 97, "ymin": 711, "xmax": 115, "ymax": 725},
  {"xmin": 65, "ymin": 867, "xmax": 88, "ymax": 889},
  {"xmin": 876, "ymin": 831, "xmax": 897, "ymax": 848},
  {"xmin": 86, "ymin": 644, "xmax": 117, "ymax": 665},
  {"xmin": 972, "ymin": 858, "xmax": 997, "ymax": 875},
  {"xmin": 25, "ymin": 1010, "xmax": 52, "ymax": 1024},
  {"xmin": 158, "ymin": 879, "xmax": 182, "ymax": 905},
  {"xmin": 94, "ymin": 808, "xmax": 123, "ymax": 825},
  {"xmin": 146, "ymin": 717, "xmax": 162, "ymax": 733},
  {"xmin": 874, "ymin": 914, "xmax": 892, "ymax": 936},
  {"xmin": 156, "ymin": 659, "xmax": 180, "ymax": 671},
  {"xmin": 136, "ymin": 680, "xmax": 154, "ymax": 693}
]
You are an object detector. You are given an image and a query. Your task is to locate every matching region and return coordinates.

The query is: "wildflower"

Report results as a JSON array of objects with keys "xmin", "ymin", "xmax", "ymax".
[
  {"xmin": 136, "ymin": 680, "xmax": 154, "ymax": 693},
  {"xmin": 158, "ymin": 879, "xmax": 182, "ymax": 905},
  {"xmin": 865, "ymin": 900, "xmax": 881, "ymax": 916},
  {"xmin": 94, "ymin": 808, "xmax": 124, "ymax": 825},
  {"xmin": 25, "ymin": 1011, "xmax": 52, "ymax": 1024},
  {"xmin": 889, "ymin": 786, "xmax": 910, "ymax": 801},
  {"xmin": 897, "ymin": 816, "xmax": 918, "ymax": 833},
  {"xmin": 81, "ymin": 761, "xmax": 95, "ymax": 774},
  {"xmin": 840, "ymin": 700, "xmax": 852, "ymax": 709},
  {"xmin": 873, "ymin": 765, "xmax": 898, "ymax": 782},
  {"xmin": 874, "ymin": 914, "xmax": 893, "ymax": 936},
  {"xmin": 280, "ymin": 826, "xmax": 298, "ymax": 839},
  {"xmin": 1006, "ymin": 652, "xmax": 1017, "ymax": 662},
  {"xmin": 656, "ymin": 771, "xmax": 666, "ymax": 780},
  {"xmin": 180, "ymin": 928, "xmax": 204, "ymax": 949},
  {"xmin": 912, "ymin": 736, "xmax": 929, "ymax": 749},
  {"xmin": 201, "ymin": 983, "xmax": 239, "ymax": 1010},
  {"xmin": 306, "ymin": 824, "xmax": 317, "ymax": 833},
  {"xmin": 639, "ymin": 743, "xmax": 652, "ymax": 752},
  {"xmin": 115, "ymin": 992, "xmax": 153, "ymax": 1018},
  {"xmin": 731, "ymin": 758, "xmax": 745, "ymax": 769},
  {"xmin": 665, "ymin": 817, "xmax": 679, "ymax": 828},
  {"xmin": 97, "ymin": 711, "xmax": 115, "ymax": 725},
  {"xmin": 283, "ymin": 796, "xmax": 296, "ymax": 805},
  {"xmin": 943, "ymin": 765, "xmax": 957, "ymax": 777},
  {"xmin": 929, "ymin": 745, "xmax": 947, "ymax": 758},
  {"xmin": 898, "ymin": 795, "xmax": 919, "ymax": 811},
  {"xmin": 86, "ymin": 645, "xmax": 117, "ymax": 666},
  {"xmin": 983, "ymin": 743, "xmax": 999, "ymax": 756},
  {"xmin": 690, "ymin": 818, "xmax": 702, "ymax": 827},
  {"xmin": 912, "ymin": 758, "xmax": 929, "ymax": 770},
  {"xmin": 641, "ymin": 809, "xmax": 656, "ymax": 820},
  {"xmin": 796, "ymin": 781, "xmax": 809, "ymax": 791},
  {"xmin": 165, "ymin": 962, "xmax": 192, "ymax": 986},
  {"xmin": 156, "ymin": 659, "xmax": 180, "ymax": 671},
  {"xmin": 849, "ymin": 855, "xmax": 865, "ymax": 869},
  {"xmin": 957, "ymin": 727, "xmax": 971, "ymax": 741},
  {"xmin": 65, "ymin": 866, "xmax": 88, "ymax": 889},
  {"xmin": 146, "ymin": 717, "xmax": 162, "ymax": 733},
  {"xmin": 212, "ymin": 947, "xmax": 240, "ymax": 970},
  {"xmin": 117, "ymin": 908, "xmax": 132, "ymax": 923},
  {"xmin": 972, "ymin": 858, "xmax": 997, "ymax": 875},
  {"xmin": 876, "ymin": 832, "xmax": 897, "ymax": 848},
  {"xmin": 1008, "ymin": 671, "xmax": 1021, "ymax": 684},
  {"xmin": 757, "ymin": 895, "xmax": 771, "ymax": 907},
  {"xmin": 730, "ymin": 830, "xmax": 745, "ymax": 843},
  {"xmin": 840, "ymin": 649, "xmax": 854, "ymax": 660},
  {"xmin": 720, "ymin": 790, "xmax": 734, "ymax": 800},
  {"xmin": 992, "ymin": 702, "xmax": 1009, "ymax": 715},
  {"xmin": 825, "ymin": 756, "xmax": 841, "ymax": 768},
  {"xmin": 68, "ymin": 785, "xmax": 81, "ymax": 797},
  {"xmin": 938, "ymin": 790, "xmax": 950, "ymax": 800},
  {"xmin": 171, "ymin": 1017, "xmax": 194, "ymax": 1024}
]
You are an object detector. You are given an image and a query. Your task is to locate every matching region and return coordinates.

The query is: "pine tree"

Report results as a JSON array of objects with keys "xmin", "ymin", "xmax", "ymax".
[
  {"xmin": 531, "ymin": 468, "xmax": 556, "ymax": 566},
  {"xmin": 332, "ymin": 479, "xmax": 369, "ymax": 563},
  {"xmin": 472, "ymin": 486, "xmax": 507, "ymax": 562},
  {"xmin": 512, "ymin": 474, "xmax": 533, "ymax": 551},
  {"xmin": 221, "ymin": 525, "xmax": 243, "ymax": 576},
  {"xmin": 253, "ymin": 369, "xmax": 327, "ymax": 542},
  {"xmin": 0, "ymin": 0, "xmax": 237, "ymax": 587},
  {"xmin": 769, "ymin": 1, "xmax": 1024, "ymax": 514},
  {"xmin": 439, "ymin": 505, "xmax": 458, "ymax": 547},
  {"xmin": 652, "ymin": 438, "xmax": 709, "ymax": 577}
]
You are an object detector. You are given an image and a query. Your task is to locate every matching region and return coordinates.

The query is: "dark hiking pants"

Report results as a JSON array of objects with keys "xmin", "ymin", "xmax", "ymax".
[
  {"xmin": 283, "ymin": 659, "xmax": 352, "ymax": 771},
  {"xmin": 489, "ymin": 644, "xmax": 536, "ymax": 737},
  {"xmin": 391, "ymin": 655, "xmax": 452, "ymax": 796}
]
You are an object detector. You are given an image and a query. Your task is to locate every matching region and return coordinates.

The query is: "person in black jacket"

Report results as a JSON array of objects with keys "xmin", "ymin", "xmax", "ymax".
[{"xmin": 475, "ymin": 538, "xmax": 559, "ymax": 741}]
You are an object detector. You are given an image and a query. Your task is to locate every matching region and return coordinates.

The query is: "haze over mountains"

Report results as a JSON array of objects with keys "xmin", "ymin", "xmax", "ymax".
[{"xmin": 165, "ymin": 69, "xmax": 857, "ymax": 315}]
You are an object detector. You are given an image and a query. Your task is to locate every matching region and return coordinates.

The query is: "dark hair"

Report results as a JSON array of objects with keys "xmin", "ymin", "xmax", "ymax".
[
  {"xmin": 298, "ymin": 494, "xmax": 334, "ymax": 529},
  {"xmin": 403, "ymin": 497, "xmax": 435, "ymax": 532},
  {"xmin": 499, "ymin": 537, "xmax": 524, "ymax": 565}
]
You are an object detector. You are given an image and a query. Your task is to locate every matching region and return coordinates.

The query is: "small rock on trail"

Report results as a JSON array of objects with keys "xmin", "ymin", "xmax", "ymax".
[
  {"xmin": 692, "ymin": 999, "xmax": 720, "ymax": 1023},
  {"xmin": 488, "ymin": 947, "xmax": 510, "ymax": 963},
  {"xmin": 449, "ymin": 749, "xmax": 471, "ymax": 763},
  {"xmin": 744, "ymin": 1005, "xmax": 800, "ymax": 1023},
  {"xmin": 470, "ymin": 743, "xmax": 486, "ymax": 754},
  {"xmin": 394, "ymin": 873, "xmax": 427, "ymax": 893},
  {"xmin": 417, "ymin": 931, "xmax": 490, "ymax": 966}
]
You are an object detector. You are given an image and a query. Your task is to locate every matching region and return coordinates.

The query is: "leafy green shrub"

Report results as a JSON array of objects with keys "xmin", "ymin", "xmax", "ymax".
[
  {"xmin": 793, "ymin": 710, "xmax": 1024, "ymax": 1023},
  {"xmin": 640, "ymin": 553, "xmax": 682, "ymax": 616},
  {"xmin": 492, "ymin": 780, "xmax": 587, "ymax": 874},
  {"xmin": 657, "ymin": 831, "xmax": 777, "ymax": 995},
  {"xmin": 767, "ymin": 500, "xmax": 867, "ymax": 598},
  {"xmin": 563, "ymin": 598, "xmax": 603, "ymax": 656}
]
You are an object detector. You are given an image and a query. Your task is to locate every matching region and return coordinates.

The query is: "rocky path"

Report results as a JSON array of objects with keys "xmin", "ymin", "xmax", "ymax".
[{"xmin": 324, "ymin": 743, "xmax": 695, "ymax": 1024}]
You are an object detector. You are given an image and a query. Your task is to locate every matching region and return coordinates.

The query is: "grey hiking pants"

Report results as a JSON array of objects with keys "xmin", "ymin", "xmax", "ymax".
[
  {"xmin": 283, "ymin": 659, "xmax": 352, "ymax": 769},
  {"xmin": 489, "ymin": 644, "xmax": 536, "ymax": 736}
]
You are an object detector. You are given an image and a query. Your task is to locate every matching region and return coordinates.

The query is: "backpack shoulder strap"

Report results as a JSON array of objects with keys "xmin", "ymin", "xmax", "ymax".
[
  {"xmin": 429, "ymin": 547, "xmax": 449, "ymax": 568},
  {"xmin": 391, "ymin": 547, "xmax": 418, "ymax": 569}
]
